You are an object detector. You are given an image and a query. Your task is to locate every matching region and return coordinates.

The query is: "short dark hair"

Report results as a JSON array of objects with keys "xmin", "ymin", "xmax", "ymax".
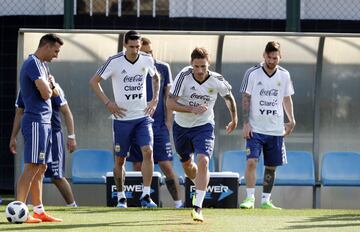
[
  {"xmin": 141, "ymin": 37, "xmax": 151, "ymax": 46},
  {"xmin": 124, "ymin": 30, "xmax": 141, "ymax": 44},
  {"xmin": 191, "ymin": 47, "xmax": 210, "ymax": 62},
  {"xmin": 265, "ymin": 41, "xmax": 281, "ymax": 54},
  {"xmin": 38, "ymin": 33, "xmax": 63, "ymax": 48}
]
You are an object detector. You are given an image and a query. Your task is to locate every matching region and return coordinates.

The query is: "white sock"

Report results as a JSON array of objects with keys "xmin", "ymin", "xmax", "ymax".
[
  {"xmin": 67, "ymin": 202, "xmax": 77, "ymax": 207},
  {"xmin": 141, "ymin": 186, "xmax": 151, "ymax": 198},
  {"xmin": 174, "ymin": 200, "xmax": 183, "ymax": 208},
  {"xmin": 194, "ymin": 190, "xmax": 206, "ymax": 208},
  {"xmin": 261, "ymin": 193, "xmax": 271, "ymax": 204},
  {"xmin": 246, "ymin": 188, "xmax": 255, "ymax": 199},
  {"xmin": 117, "ymin": 191, "xmax": 126, "ymax": 201},
  {"xmin": 33, "ymin": 204, "xmax": 45, "ymax": 214}
]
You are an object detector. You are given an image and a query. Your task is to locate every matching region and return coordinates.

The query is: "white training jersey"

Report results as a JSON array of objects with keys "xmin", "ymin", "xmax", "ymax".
[
  {"xmin": 96, "ymin": 51, "xmax": 156, "ymax": 120},
  {"xmin": 240, "ymin": 63, "xmax": 294, "ymax": 136},
  {"xmin": 170, "ymin": 66, "xmax": 232, "ymax": 128}
]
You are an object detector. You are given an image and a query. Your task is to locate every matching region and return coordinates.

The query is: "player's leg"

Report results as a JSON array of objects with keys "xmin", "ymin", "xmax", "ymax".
[
  {"xmin": 159, "ymin": 160, "xmax": 183, "ymax": 208},
  {"xmin": 113, "ymin": 119, "xmax": 133, "ymax": 208},
  {"xmin": 128, "ymin": 144, "xmax": 143, "ymax": 171},
  {"xmin": 260, "ymin": 135, "xmax": 285, "ymax": 210},
  {"xmin": 190, "ymin": 123, "xmax": 214, "ymax": 222},
  {"xmin": 240, "ymin": 132, "xmax": 263, "ymax": 209},
  {"xmin": 154, "ymin": 126, "xmax": 183, "ymax": 208},
  {"xmin": 47, "ymin": 131, "xmax": 76, "ymax": 206},
  {"xmin": 172, "ymin": 121, "xmax": 197, "ymax": 180}
]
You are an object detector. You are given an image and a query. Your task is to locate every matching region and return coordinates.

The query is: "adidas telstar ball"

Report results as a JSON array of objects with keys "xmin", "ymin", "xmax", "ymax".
[{"xmin": 5, "ymin": 201, "xmax": 29, "ymax": 224}]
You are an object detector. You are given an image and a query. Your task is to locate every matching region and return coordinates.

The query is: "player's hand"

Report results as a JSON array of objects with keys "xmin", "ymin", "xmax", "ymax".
[
  {"xmin": 191, "ymin": 104, "xmax": 208, "ymax": 115},
  {"xmin": 243, "ymin": 122, "xmax": 252, "ymax": 139},
  {"xmin": 226, "ymin": 120, "xmax": 237, "ymax": 134},
  {"xmin": 106, "ymin": 101, "xmax": 127, "ymax": 118},
  {"xmin": 145, "ymin": 99, "xmax": 158, "ymax": 116},
  {"xmin": 67, "ymin": 138, "xmax": 77, "ymax": 153},
  {"xmin": 9, "ymin": 137, "xmax": 17, "ymax": 155},
  {"xmin": 284, "ymin": 121, "xmax": 296, "ymax": 137}
]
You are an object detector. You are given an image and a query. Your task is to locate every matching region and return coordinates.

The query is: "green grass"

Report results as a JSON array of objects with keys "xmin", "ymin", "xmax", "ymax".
[{"xmin": 0, "ymin": 206, "xmax": 360, "ymax": 231}]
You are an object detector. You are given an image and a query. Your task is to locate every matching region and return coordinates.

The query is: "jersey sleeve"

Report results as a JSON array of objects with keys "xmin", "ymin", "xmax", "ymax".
[
  {"xmin": 284, "ymin": 74, "xmax": 295, "ymax": 96},
  {"xmin": 240, "ymin": 67, "xmax": 255, "ymax": 95},
  {"xmin": 163, "ymin": 63, "xmax": 172, "ymax": 87},
  {"xmin": 148, "ymin": 57, "xmax": 156, "ymax": 77},
  {"xmin": 27, "ymin": 59, "xmax": 46, "ymax": 82},
  {"xmin": 15, "ymin": 90, "xmax": 25, "ymax": 108},
  {"xmin": 169, "ymin": 68, "xmax": 189, "ymax": 97},
  {"xmin": 96, "ymin": 56, "xmax": 114, "ymax": 80},
  {"xmin": 52, "ymin": 87, "xmax": 68, "ymax": 107},
  {"xmin": 216, "ymin": 76, "xmax": 232, "ymax": 97}
]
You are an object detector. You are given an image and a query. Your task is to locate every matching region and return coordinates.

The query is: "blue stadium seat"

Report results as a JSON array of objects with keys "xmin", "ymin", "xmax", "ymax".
[
  {"xmin": 275, "ymin": 151, "xmax": 315, "ymax": 186},
  {"xmin": 321, "ymin": 152, "xmax": 360, "ymax": 186},
  {"xmin": 72, "ymin": 149, "xmax": 114, "ymax": 184},
  {"xmin": 221, "ymin": 150, "xmax": 264, "ymax": 185}
]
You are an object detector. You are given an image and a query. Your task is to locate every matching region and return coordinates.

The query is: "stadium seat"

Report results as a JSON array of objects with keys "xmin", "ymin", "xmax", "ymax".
[
  {"xmin": 321, "ymin": 152, "xmax": 360, "ymax": 186},
  {"xmin": 72, "ymin": 149, "xmax": 114, "ymax": 184},
  {"xmin": 274, "ymin": 151, "xmax": 315, "ymax": 186},
  {"xmin": 221, "ymin": 150, "xmax": 264, "ymax": 185}
]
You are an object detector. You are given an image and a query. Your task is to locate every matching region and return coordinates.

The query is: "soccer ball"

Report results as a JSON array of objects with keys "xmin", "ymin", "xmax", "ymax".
[{"xmin": 5, "ymin": 201, "xmax": 29, "ymax": 224}]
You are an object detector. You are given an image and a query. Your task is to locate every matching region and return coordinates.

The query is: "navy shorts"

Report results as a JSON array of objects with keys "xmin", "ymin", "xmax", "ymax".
[
  {"xmin": 173, "ymin": 122, "xmax": 214, "ymax": 162},
  {"xmin": 128, "ymin": 124, "xmax": 173, "ymax": 163},
  {"xmin": 22, "ymin": 121, "xmax": 52, "ymax": 164},
  {"xmin": 45, "ymin": 130, "xmax": 65, "ymax": 179},
  {"xmin": 113, "ymin": 116, "xmax": 154, "ymax": 157},
  {"xmin": 246, "ymin": 132, "xmax": 287, "ymax": 166}
]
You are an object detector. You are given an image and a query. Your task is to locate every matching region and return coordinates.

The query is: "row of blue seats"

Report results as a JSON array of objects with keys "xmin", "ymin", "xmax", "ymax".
[{"xmin": 71, "ymin": 149, "xmax": 360, "ymax": 186}]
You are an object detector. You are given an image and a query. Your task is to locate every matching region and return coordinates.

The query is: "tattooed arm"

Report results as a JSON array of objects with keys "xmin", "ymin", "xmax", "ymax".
[
  {"xmin": 223, "ymin": 93, "xmax": 238, "ymax": 134},
  {"xmin": 242, "ymin": 93, "xmax": 252, "ymax": 139}
]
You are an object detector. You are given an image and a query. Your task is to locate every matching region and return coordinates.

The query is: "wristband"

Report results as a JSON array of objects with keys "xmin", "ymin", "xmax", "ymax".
[
  {"xmin": 105, "ymin": 100, "xmax": 110, "ymax": 106},
  {"xmin": 68, "ymin": 134, "xmax": 76, "ymax": 139}
]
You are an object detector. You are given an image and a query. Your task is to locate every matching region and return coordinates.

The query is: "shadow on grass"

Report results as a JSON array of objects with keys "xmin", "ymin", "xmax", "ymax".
[
  {"xmin": 0, "ymin": 218, "xmax": 199, "ymax": 231},
  {"xmin": 283, "ymin": 213, "xmax": 360, "ymax": 230}
]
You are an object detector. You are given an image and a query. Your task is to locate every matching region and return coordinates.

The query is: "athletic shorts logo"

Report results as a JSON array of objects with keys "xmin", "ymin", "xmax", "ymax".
[
  {"xmin": 39, "ymin": 152, "xmax": 45, "ymax": 160},
  {"xmin": 246, "ymin": 148, "xmax": 251, "ymax": 156},
  {"xmin": 115, "ymin": 144, "xmax": 121, "ymax": 153}
]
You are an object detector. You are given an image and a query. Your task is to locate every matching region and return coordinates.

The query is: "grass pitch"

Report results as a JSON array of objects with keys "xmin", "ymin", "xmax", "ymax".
[{"xmin": 0, "ymin": 206, "xmax": 360, "ymax": 232}]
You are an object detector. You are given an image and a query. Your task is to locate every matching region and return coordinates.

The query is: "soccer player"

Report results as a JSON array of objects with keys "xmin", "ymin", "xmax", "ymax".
[
  {"xmin": 239, "ymin": 41, "xmax": 295, "ymax": 210},
  {"xmin": 127, "ymin": 37, "xmax": 183, "ymax": 208},
  {"xmin": 10, "ymin": 86, "xmax": 78, "ymax": 208},
  {"xmin": 89, "ymin": 30, "xmax": 160, "ymax": 208},
  {"xmin": 166, "ymin": 47, "xmax": 238, "ymax": 222},
  {"xmin": 13, "ymin": 33, "xmax": 64, "ymax": 223}
]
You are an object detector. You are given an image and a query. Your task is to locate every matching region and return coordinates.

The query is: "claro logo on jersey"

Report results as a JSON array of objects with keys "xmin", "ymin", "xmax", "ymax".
[
  {"xmin": 123, "ymin": 74, "xmax": 144, "ymax": 100},
  {"xmin": 111, "ymin": 185, "xmax": 154, "ymax": 199},
  {"xmin": 189, "ymin": 184, "xmax": 234, "ymax": 201}
]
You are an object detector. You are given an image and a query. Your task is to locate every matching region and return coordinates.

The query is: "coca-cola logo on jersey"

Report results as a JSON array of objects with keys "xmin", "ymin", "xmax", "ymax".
[
  {"xmin": 190, "ymin": 93, "xmax": 210, "ymax": 101},
  {"xmin": 259, "ymin": 88, "xmax": 278, "ymax": 96},
  {"xmin": 124, "ymin": 74, "xmax": 143, "ymax": 83}
]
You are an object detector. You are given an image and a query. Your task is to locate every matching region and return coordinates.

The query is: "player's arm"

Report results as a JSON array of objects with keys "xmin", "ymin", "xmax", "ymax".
[
  {"xmin": 223, "ymin": 93, "xmax": 238, "ymax": 134},
  {"xmin": 164, "ymin": 85, "xmax": 173, "ymax": 131},
  {"xmin": 242, "ymin": 92, "xmax": 252, "ymax": 139},
  {"xmin": 59, "ymin": 103, "xmax": 77, "ymax": 153},
  {"xmin": 145, "ymin": 72, "xmax": 160, "ymax": 116},
  {"xmin": 89, "ymin": 74, "xmax": 127, "ymax": 118},
  {"xmin": 9, "ymin": 107, "xmax": 24, "ymax": 155},
  {"xmin": 35, "ymin": 78, "xmax": 53, "ymax": 100},
  {"xmin": 166, "ymin": 93, "xmax": 207, "ymax": 114},
  {"xmin": 283, "ymin": 95, "xmax": 296, "ymax": 137}
]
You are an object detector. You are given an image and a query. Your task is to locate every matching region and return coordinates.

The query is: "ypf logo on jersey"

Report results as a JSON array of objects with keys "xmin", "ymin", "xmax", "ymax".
[{"xmin": 190, "ymin": 184, "xmax": 234, "ymax": 202}]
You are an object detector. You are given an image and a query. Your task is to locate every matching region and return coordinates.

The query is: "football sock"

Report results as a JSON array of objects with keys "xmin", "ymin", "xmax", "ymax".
[
  {"xmin": 246, "ymin": 188, "xmax": 255, "ymax": 199},
  {"xmin": 261, "ymin": 193, "xmax": 271, "ymax": 204},
  {"xmin": 194, "ymin": 190, "xmax": 206, "ymax": 208},
  {"xmin": 33, "ymin": 204, "xmax": 45, "ymax": 214},
  {"xmin": 141, "ymin": 186, "xmax": 151, "ymax": 198},
  {"xmin": 67, "ymin": 202, "xmax": 77, "ymax": 207},
  {"xmin": 117, "ymin": 191, "xmax": 126, "ymax": 201},
  {"xmin": 174, "ymin": 200, "xmax": 183, "ymax": 208}
]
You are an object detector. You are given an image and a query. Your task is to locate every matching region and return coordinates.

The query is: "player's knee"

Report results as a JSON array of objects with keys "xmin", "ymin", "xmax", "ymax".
[
  {"xmin": 247, "ymin": 159, "xmax": 257, "ymax": 170},
  {"xmin": 141, "ymin": 146, "xmax": 153, "ymax": 160},
  {"xmin": 197, "ymin": 155, "xmax": 209, "ymax": 170}
]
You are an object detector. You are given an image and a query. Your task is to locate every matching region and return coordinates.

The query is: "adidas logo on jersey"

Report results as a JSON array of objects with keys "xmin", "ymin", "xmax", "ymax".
[
  {"xmin": 191, "ymin": 86, "xmax": 196, "ymax": 90},
  {"xmin": 121, "ymin": 69, "xmax": 127, "ymax": 74},
  {"xmin": 257, "ymin": 81, "xmax": 263, "ymax": 85}
]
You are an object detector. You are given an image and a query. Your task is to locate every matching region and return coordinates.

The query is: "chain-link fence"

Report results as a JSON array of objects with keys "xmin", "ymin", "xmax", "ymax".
[{"xmin": 0, "ymin": 0, "xmax": 359, "ymax": 19}]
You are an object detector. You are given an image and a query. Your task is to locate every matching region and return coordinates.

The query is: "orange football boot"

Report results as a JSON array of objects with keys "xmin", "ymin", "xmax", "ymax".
[{"xmin": 33, "ymin": 212, "xmax": 63, "ymax": 222}]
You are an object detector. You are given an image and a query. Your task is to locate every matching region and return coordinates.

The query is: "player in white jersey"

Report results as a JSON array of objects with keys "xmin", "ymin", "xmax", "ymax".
[
  {"xmin": 239, "ymin": 41, "xmax": 295, "ymax": 210},
  {"xmin": 90, "ymin": 30, "xmax": 160, "ymax": 208},
  {"xmin": 167, "ymin": 47, "xmax": 238, "ymax": 222}
]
